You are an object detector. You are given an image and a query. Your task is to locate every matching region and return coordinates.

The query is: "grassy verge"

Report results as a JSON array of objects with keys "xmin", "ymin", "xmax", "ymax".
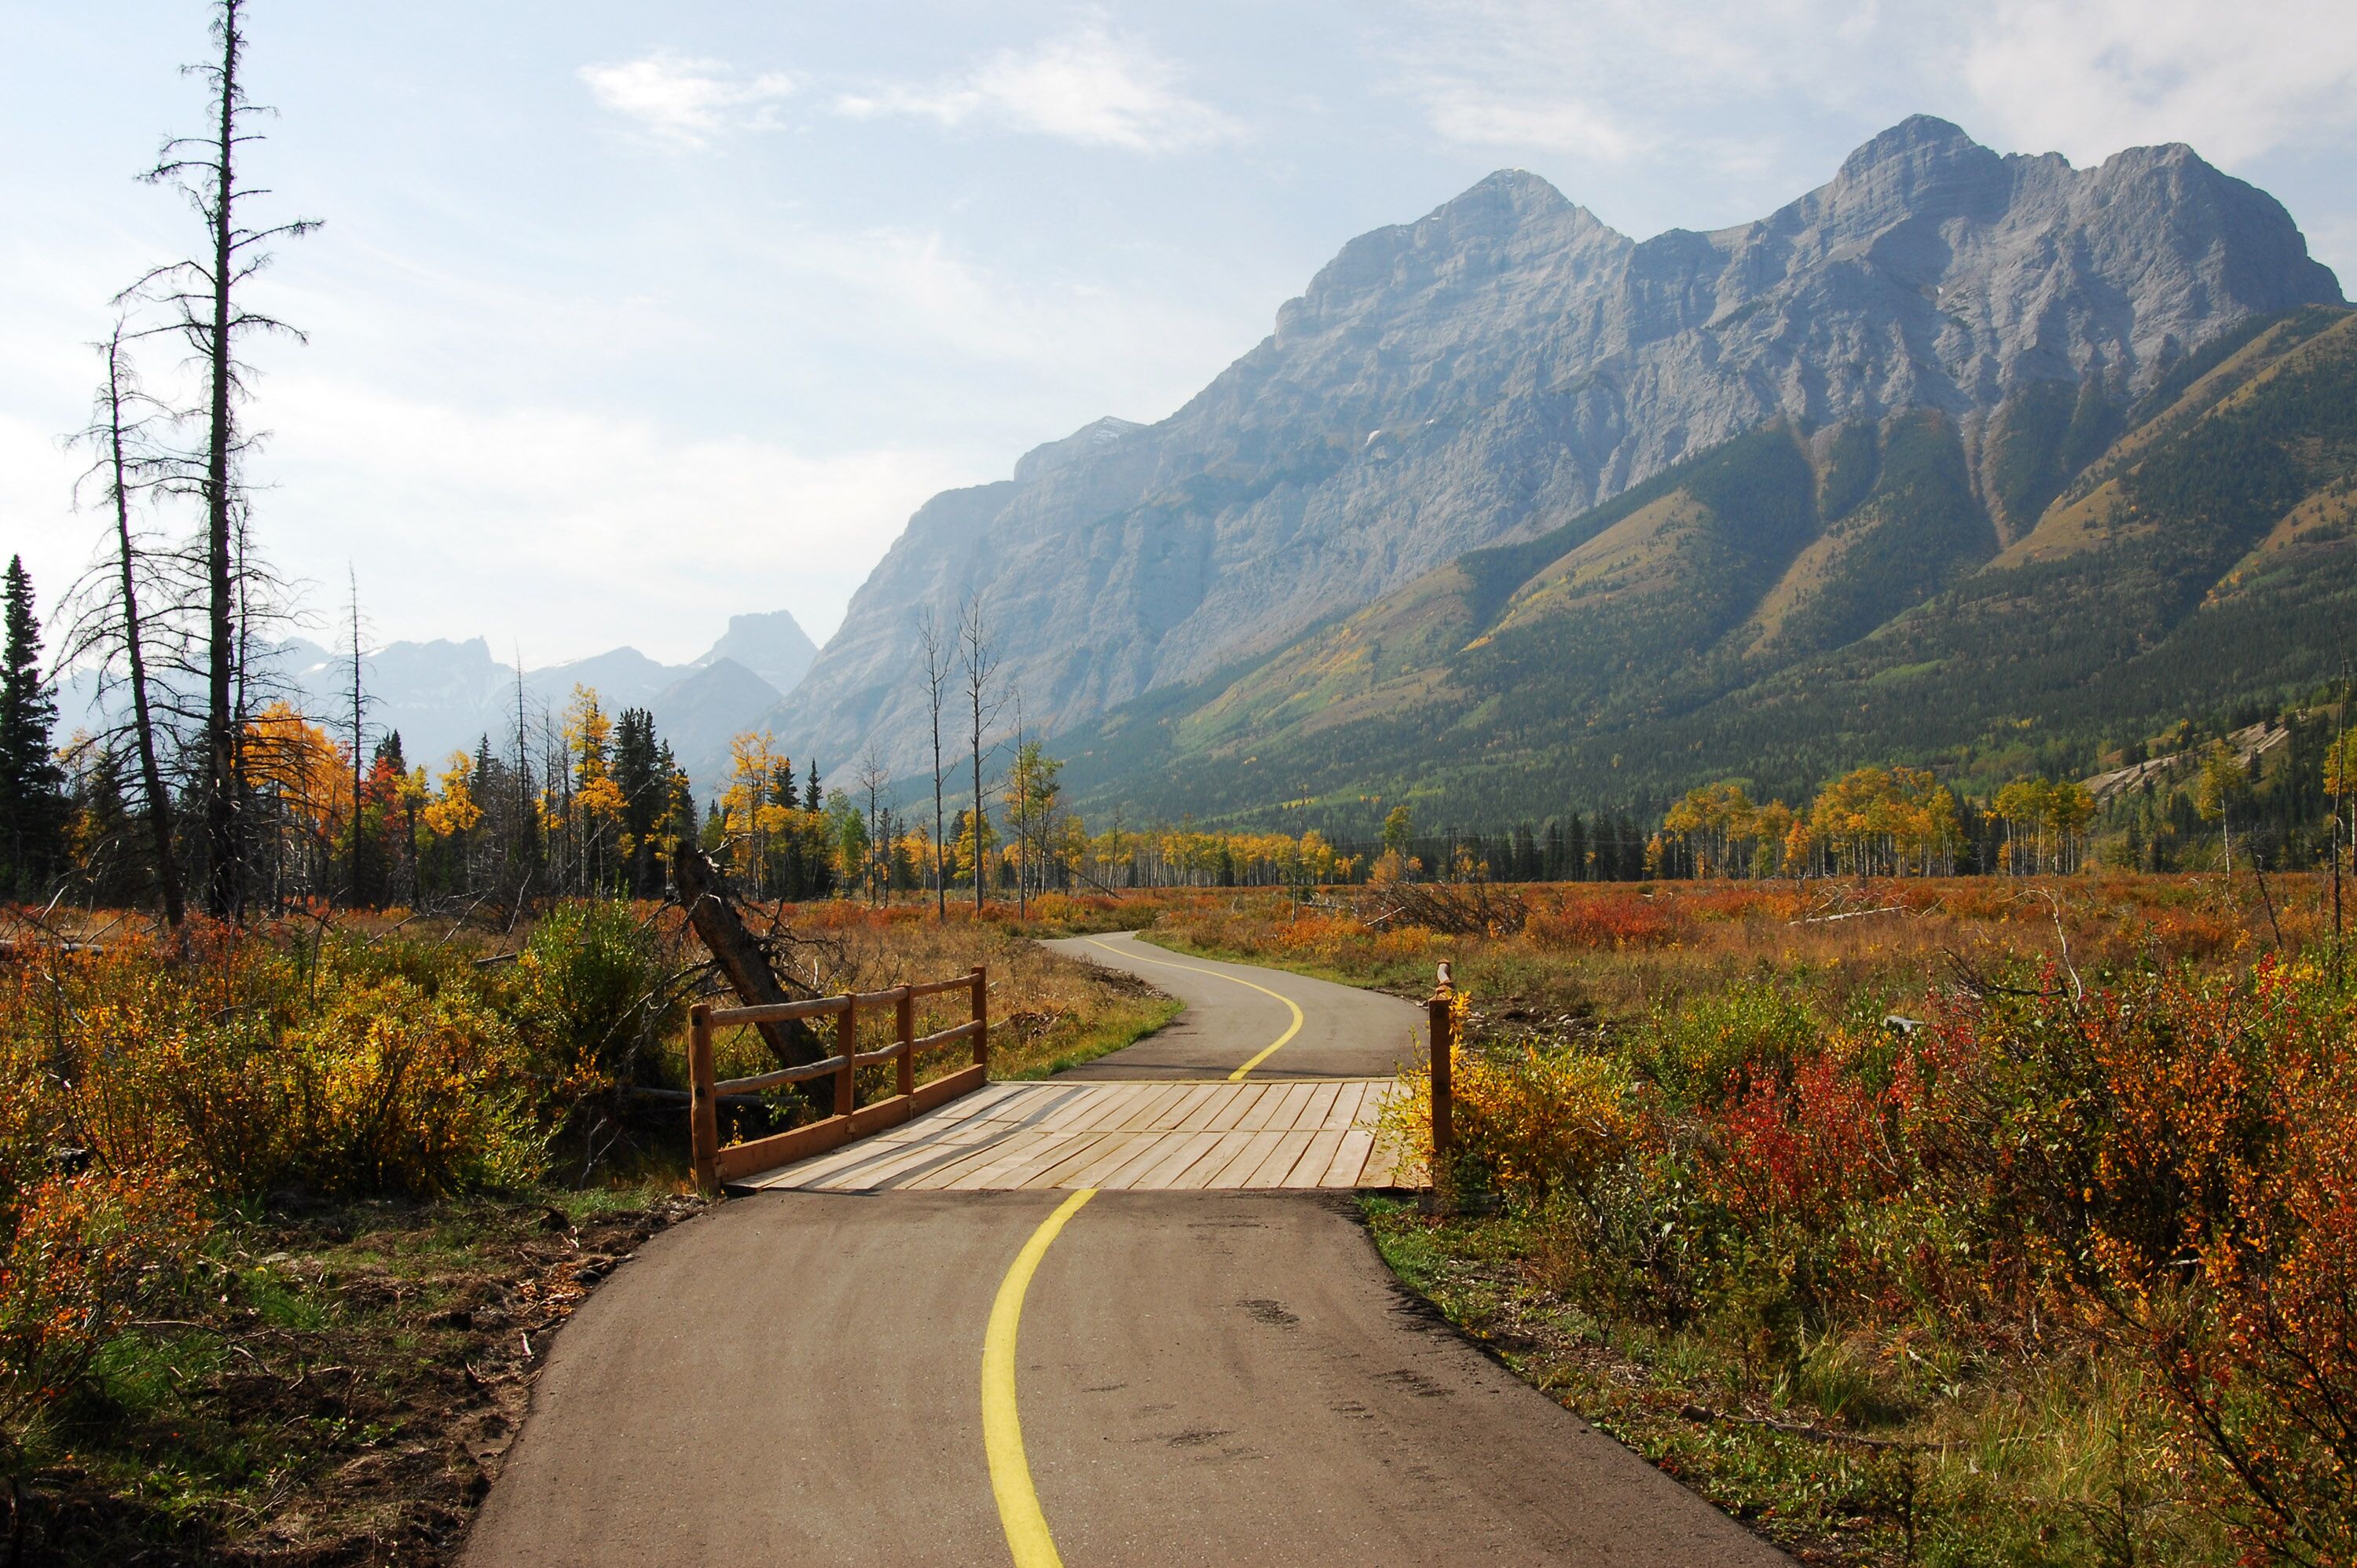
[
  {"xmin": 995, "ymin": 995, "xmax": 1184, "ymax": 1079},
  {"xmin": 1361, "ymin": 1197, "xmax": 2209, "ymax": 1566},
  {"xmin": 14, "ymin": 1182, "xmax": 700, "ymax": 1566}
]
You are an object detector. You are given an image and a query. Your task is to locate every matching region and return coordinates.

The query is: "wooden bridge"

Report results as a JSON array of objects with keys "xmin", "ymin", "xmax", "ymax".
[{"xmin": 687, "ymin": 960, "xmax": 1432, "ymax": 1195}]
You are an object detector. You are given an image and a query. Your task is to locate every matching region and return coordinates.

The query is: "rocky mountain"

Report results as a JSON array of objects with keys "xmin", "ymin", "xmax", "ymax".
[
  {"xmin": 775, "ymin": 115, "xmax": 2341, "ymax": 780},
  {"xmin": 1052, "ymin": 303, "xmax": 2357, "ymax": 820},
  {"xmin": 691, "ymin": 610, "xmax": 818, "ymax": 697}
]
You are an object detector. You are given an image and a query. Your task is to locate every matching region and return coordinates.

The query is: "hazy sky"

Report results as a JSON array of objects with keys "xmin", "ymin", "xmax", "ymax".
[{"xmin": 5, "ymin": 1, "xmax": 2353, "ymax": 666}]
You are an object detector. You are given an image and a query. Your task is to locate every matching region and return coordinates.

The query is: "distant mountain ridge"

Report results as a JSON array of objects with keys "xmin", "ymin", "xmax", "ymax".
[
  {"xmin": 772, "ymin": 115, "xmax": 2341, "ymax": 779},
  {"xmin": 57, "ymin": 607, "xmax": 820, "ymax": 795}
]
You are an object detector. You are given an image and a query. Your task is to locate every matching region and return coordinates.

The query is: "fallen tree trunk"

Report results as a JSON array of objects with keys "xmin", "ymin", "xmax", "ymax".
[{"xmin": 672, "ymin": 846, "xmax": 837, "ymax": 1115}]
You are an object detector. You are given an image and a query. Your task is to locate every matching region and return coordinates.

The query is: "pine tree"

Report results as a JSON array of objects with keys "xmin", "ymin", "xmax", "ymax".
[{"xmin": 0, "ymin": 557, "xmax": 70, "ymax": 893}]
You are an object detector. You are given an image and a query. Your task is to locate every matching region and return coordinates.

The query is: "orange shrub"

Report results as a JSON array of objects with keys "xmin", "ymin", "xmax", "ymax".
[{"xmin": 1526, "ymin": 890, "xmax": 1693, "ymax": 951}]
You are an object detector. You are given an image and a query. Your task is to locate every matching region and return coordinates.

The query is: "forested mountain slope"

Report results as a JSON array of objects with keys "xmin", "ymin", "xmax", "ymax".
[
  {"xmin": 1053, "ymin": 306, "xmax": 2357, "ymax": 822},
  {"xmin": 777, "ymin": 115, "xmax": 2341, "ymax": 777}
]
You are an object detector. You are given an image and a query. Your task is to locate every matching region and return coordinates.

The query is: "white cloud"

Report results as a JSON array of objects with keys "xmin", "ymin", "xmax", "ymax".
[
  {"xmin": 1415, "ymin": 88, "xmax": 1648, "ymax": 163},
  {"xmin": 261, "ymin": 379, "xmax": 981, "ymax": 661},
  {"xmin": 1378, "ymin": 0, "xmax": 1898, "ymax": 183},
  {"xmin": 1961, "ymin": 0, "xmax": 2357, "ymax": 167},
  {"xmin": 835, "ymin": 25, "xmax": 1241, "ymax": 152},
  {"xmin": 580, "ymin": 50, "xmax": 796, "ymax": 149}
]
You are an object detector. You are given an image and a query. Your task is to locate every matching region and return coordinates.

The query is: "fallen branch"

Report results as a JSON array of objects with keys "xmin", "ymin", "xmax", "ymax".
[{"xmin": 1787, "ymin": 906, "xmax": 1908, "ymax": 925}]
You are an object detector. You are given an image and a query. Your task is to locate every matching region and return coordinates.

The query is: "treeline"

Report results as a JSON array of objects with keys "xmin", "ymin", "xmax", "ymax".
[{"xmin": 4, "ymin": 559, "xmax": 703, "ymax": 911}]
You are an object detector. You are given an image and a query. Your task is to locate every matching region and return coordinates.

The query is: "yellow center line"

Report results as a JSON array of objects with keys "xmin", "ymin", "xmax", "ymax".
[
  {"xmin": 1083, "ymin": 936, "xmax": 1304, "ymax": 1080},
  {"xmin": 984, "ymin": 1187, "xmax": 1096, "ymax": 1568}
]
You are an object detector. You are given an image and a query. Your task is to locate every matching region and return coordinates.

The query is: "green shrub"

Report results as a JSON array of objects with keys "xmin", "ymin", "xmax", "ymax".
[{"xmin": 508, "ymin": 899, "xmax": 684, "ymax": 1094}]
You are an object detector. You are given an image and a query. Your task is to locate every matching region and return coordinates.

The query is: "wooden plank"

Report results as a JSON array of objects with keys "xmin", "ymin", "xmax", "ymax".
[
  {"xmin": 1042, "ymin": 1085, "xmax": 1137, "ymax": 1134},
  {"xmin": 1102, "ymin": 1128, "xmax": 1226, "ymax": 1191},
  {"xmin": 1236, "ymin": 1084, "xmax": 1292, "ymax": 1132},
  {"xmin": 802, "ymin": 1131, "xmax": 983, "ymax": 1192},
  {"xmin": 1201, "ymin": 1083, "xmax": 1270, "ymax": 1132},
  {"xmin": 1117, "ymin": 1081, "xmax": 1196, "ymax": 1129},
  {"xmin": 1018, "ymin": 1132, "xmax": 1131, "ymax": 1190},
  {"xmin": 1241, "ymin": 1129, "xmax": 1321, "ymax": 1189},
  {"xmin": 1359, "ymin": 1130, "xmax": 1410, "ymax": 1188},
  {"xmin": 966, "ymin": 1130, "xmax": 1109, "ymax": 1192},
  {"xmin": 1296, "ymin": 1081, "xmax": 1343, "ymax": 1133},
  {"xmin": 895, "ymin": 1134, "xmax": 1042, "ymax": 1191},
  {"xmin": 1278, "ymin": 1127, "xmax": 1347, "ymax": 1188},
  {"xmin": 1325, "ymin": 1080, "xmax": 1371, "ymax": 1131},
  {"xmin": 1056, "ymin": 1130, "xmax": 1160, "ymax": 1188},
  {"xmin": 907, "ymin": 1069, "xmax": 1011, "ymax": 1121},
  {"xmin": 1186, "ymin": 1128, "xmax": 1287, "ymax": 1189},
  {"xmin": 1043, "ymin": 1083, "xmax": 1138, "ymax": 1135},
  {"xmin": 937, "ymin": 1129, "xmax": 1067, "ymax": 1191},
  {"xmin": 937, "ymin": 1108, "xmax": 1108, "ymax": 1189},
  {"xmin": 1146, "ymin": 1083, "xmax": 1219, "ymax": 1130},
  {"xmin": 1175, "ymin": 1085, "xmax": 1238, "ymax": 1132},
  {"xmin": 1163, "ymin": 1130, "xmax": 1257, "ymax": 1189},
  {"xmin": 1320, "ymin": 1128, "xmax": 1376, "ymax": 1188},
  {"xmin": 1265, "ymin": 1082, "xmax": 1318, "ymax": 1133},
  {"xmin": 811, "ymin": 1089, "xmax": 1061, "ymax": 1188},
  {"xmin": 1069, "ymin": 1128, "xmax": 1193, "ymax": 1190},
  {"xmin": 1086, "ymin": 1082, "xmax": 1172, "ymax": 1131}
]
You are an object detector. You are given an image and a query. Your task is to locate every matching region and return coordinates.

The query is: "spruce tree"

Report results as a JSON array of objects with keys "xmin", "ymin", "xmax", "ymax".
[{"xmin": 1, "ymin": 557, "xmax": 70, "ymax": 892}]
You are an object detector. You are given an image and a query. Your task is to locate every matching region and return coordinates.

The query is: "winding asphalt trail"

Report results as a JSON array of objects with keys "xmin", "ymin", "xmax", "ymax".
[{"xmin": 464, "ymin": 934, "xmax": 1785, "ymax": 1567}]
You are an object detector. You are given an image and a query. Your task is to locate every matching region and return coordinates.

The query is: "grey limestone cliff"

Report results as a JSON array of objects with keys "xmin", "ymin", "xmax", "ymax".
[{"xmin": 775, "ymin": 116, "xmax": 2342, "ymax": 777}]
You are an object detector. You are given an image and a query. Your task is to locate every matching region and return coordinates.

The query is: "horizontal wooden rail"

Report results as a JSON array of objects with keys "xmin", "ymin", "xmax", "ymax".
[
  {"xmin": 707, "ymin": 995, "xmax": 851, "ymax": 1027},
  {"xmin": 911, "ymin": 1019, "xmax": 982, "ymax": 1051},
  {"xmin": 689, "ymin": 964, "xmax": 989, "ymax": 1192},
  {"xmin": 713, "ymin": 1056, "xmax": 851, "ymax": 1096}
]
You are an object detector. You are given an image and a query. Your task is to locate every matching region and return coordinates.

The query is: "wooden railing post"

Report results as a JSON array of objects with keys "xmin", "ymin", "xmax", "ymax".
[
  {"xmin": 1426, "ymin": 965, "xmax": 1454, "ymax": 1180},
  {"xmin": 895, "ymin": 987, "xmax": 916, "ymax": 1099},
  {"xmin": 970, "ymin": 965, "xmax": 989, "ymax": 1069},
  {"xmin": 689, "ymin": 1003, "xmax": 719, "ymax": 1194},
  {"xmin": 836, "ymin": 996, "xmax": 859, "ymax": 1120}
]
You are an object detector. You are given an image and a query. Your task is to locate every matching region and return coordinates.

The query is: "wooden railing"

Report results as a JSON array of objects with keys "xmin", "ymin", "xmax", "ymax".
[
  {"xmin": 688, "ymin": 965, "xmax": 989, "ymax": 1192},
  {"xmin": 1426, "ymin": 961, "xmax": 1455, "ymax": 1178}
]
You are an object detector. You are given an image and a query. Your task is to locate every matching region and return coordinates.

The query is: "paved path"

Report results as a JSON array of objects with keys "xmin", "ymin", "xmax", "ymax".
[
  {"xmin": 464, "ymin": 933, "xmax": 1787, "ymax": 1567},
  {"xmin": 1040, "ymin": 929, "xmax": 1424, "ymax": 1080}
]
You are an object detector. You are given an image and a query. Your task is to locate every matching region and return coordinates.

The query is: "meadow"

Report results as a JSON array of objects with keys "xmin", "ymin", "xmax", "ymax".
[
  {"xmin": 4, "ymin": 871, "xmax": 2346, "ymax": 1565},
  {"xmin": 1150, "ymin": 874, "xmax": 2354, "ymax": 1566},
  {"xmin": 0, "ymin": 898, "xmax": 1168, "ymax": 1564}
]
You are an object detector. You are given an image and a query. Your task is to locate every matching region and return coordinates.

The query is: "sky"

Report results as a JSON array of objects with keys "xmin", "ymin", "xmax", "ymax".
[{"xmin": 5, "ymin": 0, "xmax": 2354, "ymax": 669}]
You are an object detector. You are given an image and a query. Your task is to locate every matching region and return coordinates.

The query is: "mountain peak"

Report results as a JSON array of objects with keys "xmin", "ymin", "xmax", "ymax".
[
  {"xmin": 1837, "ymin": 114, "xmax": 1984, "ymax": 178},
  {"xmin": 695, "ymin": 609, "xmax": 819, "ymax": 696}
]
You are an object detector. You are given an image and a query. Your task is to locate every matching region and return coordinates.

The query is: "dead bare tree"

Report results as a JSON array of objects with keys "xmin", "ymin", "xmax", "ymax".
[
  {"xmin": 122, "ymin": 0, "xmax": 318, "ymax": 917},
  {"xmin": 343, "ymin": 567, "xmax": 371, "ymax": 905},
  {"xmin": 856, "ymin": 746, "xmax": 891, "ymax": 905},
  {"xmin": 918, "ymin": 612, "xmax": 951, "ymax": 918},
  {"xmin": 60, "ymin": 321, "xmax": 188, "ymax": 926},
  {"xmin": 959, "ymin": 595, "xmax": 1000, "ymax": 912}
]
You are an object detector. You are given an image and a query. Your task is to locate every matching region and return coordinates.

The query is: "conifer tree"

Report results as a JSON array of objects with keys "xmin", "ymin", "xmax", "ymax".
[{"xmin": 0, "ymin": 558, "xmax": 70, "ymax": 893}]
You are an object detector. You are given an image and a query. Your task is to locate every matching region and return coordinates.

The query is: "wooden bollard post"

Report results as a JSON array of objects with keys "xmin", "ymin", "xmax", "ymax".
[
  {"xmin": 969, "ymin": 965, "xmax": 989, "ymax": 1069},
  {"xmin": 835, "ymin": 998, "xmax": 858, "ymax": 1122},
  {"xmin": 688, "ymin": 1003, "xmax": 719, "ymax": 1194},
  {"xmin": 1427, "ymin": 963, "xmax": 1454, "ymax": 1181},
  {"xmin": 895, "ymin": 987, "xmax": 916, "ymax": 1099}
]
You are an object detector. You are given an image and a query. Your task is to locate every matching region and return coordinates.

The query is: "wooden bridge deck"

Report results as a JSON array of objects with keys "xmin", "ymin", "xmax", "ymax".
[{"xmin": 734, "ymin": 1079, "xmax": 1413, "ymax": 1194}]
